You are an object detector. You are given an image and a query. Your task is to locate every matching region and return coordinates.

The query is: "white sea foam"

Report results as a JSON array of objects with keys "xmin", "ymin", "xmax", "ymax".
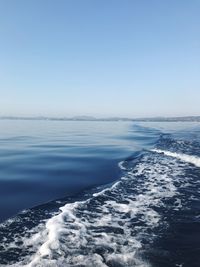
[
  {"xmin": 152, "ymin": 149, "xmax": 200, "ymax": 167},
  {"xmin": 2, "ymin": 148, "xmax": 189, "ymax": 267},
  {"xmin": 118, "ymin": 161, "xmax": 127, "ymax": 170},
  {"xmin": 13, "ymin": 154, "xmax": 182, "ymax": 266}
]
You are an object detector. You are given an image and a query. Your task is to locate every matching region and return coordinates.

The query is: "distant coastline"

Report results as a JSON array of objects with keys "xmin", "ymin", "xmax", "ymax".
[{"xmin": 0, "ymin": 116, "xmax": 200, "ymax": 122}]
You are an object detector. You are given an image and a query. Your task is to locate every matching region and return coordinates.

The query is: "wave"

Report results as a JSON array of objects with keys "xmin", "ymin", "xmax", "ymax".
[
  {"xmin": 1, "ymin": 134, "xmax": 200, "ymax": 266},
  {"xmin": 152, "ymin": 149, "xmax": 200, "ymax": 167},
  {"xmin": 3, "ymin": 150, "xmax": 188, "ymax": 266}
]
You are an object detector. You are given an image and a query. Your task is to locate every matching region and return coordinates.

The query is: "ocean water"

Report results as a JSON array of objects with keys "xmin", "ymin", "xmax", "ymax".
[{"xmin": 0, "ymin": 120, "xmax": 200, "ymax": 267}]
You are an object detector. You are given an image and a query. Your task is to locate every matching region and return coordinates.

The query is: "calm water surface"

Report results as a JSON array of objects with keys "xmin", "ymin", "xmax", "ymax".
[{"xmin": 0, "ymin": 120, "xmax": 155, "ymax": 221}]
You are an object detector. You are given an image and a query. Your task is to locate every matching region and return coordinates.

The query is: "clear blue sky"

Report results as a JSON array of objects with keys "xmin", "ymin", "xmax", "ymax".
[{"xmin": 0, "ymin": 0, "xmax": 199, "ymax": 118}]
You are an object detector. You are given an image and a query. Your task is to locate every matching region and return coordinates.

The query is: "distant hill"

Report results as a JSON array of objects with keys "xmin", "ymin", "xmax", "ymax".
[{"xmin": 0, "ymin": 116, "xmax": 200, "ymax": 122}]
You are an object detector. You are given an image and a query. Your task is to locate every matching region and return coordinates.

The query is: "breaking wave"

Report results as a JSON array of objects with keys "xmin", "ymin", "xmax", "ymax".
[{"xmin": 152, "ymin": 149, "xmax": 200, "ymax": 167}]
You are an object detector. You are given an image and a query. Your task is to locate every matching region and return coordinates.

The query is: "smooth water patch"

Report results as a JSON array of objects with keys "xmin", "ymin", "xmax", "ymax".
[{"xmin": 0, "ymin": 120, "xmax": 159, "ymax": 221}]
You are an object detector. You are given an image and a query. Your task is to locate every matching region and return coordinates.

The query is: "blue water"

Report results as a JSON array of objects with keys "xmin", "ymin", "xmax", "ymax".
[
  {"xmin": 0, "ymin": 120, "xmax": 200, "ymax": 267},
  {"xmin": 0, "ymin": 120, "xmax": 157, "ymax": 221}
]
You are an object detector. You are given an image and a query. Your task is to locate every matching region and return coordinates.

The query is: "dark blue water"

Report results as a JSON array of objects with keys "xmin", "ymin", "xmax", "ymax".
[
  {"xmin": 0, "ymin": 120, "xmax": 150, "ymax": 221},
  {"xmin": 0, "ymin": 120, "xmax": 200, "ymax": 267}
]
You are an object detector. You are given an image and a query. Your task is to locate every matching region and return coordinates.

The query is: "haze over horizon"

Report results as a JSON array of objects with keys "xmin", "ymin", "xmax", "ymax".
[{"xmin": 0, "ymin": 0, "xmax": 200, "ymax": 118}]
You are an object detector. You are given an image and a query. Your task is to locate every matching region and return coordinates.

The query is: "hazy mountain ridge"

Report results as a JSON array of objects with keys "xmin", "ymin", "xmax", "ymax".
[{"xmin": 1, "ymin": 116, "xmax": 200, "ymax": 122}]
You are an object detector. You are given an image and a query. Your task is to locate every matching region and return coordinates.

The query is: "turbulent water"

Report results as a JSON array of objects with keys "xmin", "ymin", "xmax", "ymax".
[{"xmin": 0, "ymin": 121, "xmax": 200, "ymax": 266}]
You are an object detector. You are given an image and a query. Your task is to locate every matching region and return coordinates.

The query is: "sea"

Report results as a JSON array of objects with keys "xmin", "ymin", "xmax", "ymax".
[{"xmin": 0, "ymin": 119, "xmax": 200, "ymax": 267}]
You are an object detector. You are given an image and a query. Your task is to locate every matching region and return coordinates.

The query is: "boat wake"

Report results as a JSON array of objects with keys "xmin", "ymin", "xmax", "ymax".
[{"xmin": 1, "ymin": 135, "xmax": 200, "ymax": 266}]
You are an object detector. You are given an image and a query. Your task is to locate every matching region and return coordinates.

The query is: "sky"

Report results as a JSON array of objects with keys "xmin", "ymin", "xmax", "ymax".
[{"xmin": 0, "ymin": 0, "xmax": 200, "ymax": 118}]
